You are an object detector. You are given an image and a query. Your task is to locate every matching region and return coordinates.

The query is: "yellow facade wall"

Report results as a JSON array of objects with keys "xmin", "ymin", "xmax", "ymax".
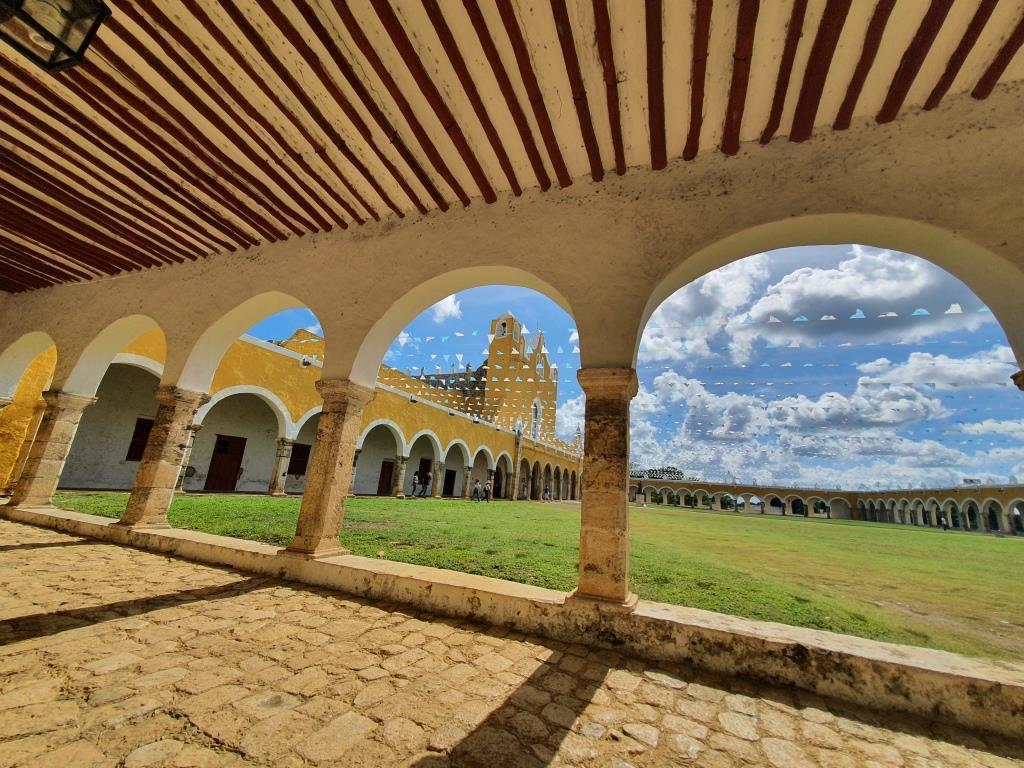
[{"xmin": 0, "ymin": 346, "xmax": 56, "ymax": 490}]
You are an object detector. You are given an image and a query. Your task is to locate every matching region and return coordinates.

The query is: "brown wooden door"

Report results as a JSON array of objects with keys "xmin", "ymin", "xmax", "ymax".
[
  {"xmin": 376, "ymin": 460, "xmax": 394, "ymax": 496},
  {"xmin": 204, "ymin": 434, "xmax": 246, "ymax": 491}
]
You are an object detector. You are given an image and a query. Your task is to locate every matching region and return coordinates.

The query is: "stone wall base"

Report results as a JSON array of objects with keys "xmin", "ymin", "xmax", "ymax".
[{"xmin": 4, "ymin": 503, "xmax": 1023, "ymax": 740}]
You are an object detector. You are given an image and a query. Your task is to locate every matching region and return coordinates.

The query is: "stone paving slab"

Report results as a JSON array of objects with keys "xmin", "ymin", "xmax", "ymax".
[{"xmin": 0, "ymin": 519, "xmax": 1021, "ymax": 768}]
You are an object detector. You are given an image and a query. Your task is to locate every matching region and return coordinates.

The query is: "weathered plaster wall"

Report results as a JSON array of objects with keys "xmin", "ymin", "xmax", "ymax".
[
  {"xmin": 184, "ymin": 394, "xmax": 278, "ymax": 493},
  {"xmin": 284, "ymin": 415, "xmax": 319, "ymax": 495},
  {"xmin": 0, "ymin": 346, "xmax": 56, "ymax": 488},
  {"xmin": 60, "ymin": 365, "xmax": 159, "ymax": 489},
  {"xmin": 354, "ymin": 426, "xmax": 400, "ymax": 495}
]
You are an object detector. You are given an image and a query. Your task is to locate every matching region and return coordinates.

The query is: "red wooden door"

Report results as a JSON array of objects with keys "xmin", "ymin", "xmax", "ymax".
[{"xmin": 204, "ymin": 435, "xmax": 246, "ymax": 491}]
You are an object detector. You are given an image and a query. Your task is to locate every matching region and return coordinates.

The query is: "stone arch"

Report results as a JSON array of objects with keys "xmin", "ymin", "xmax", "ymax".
[
  {"xmin": 185, "ymin": 392, "xmax": 282, "ymax": 493},
  {"xmin": 1007, "ymin": 498, "xmax": 1024, "ymax": 534},
  {"xmin": 963, "ymin": 498, "xmax": 982, "ymax": 531},
  {"xmin": 828, "ymin": 497, "xmax": 851, "ymax": 519},
  {"xmin": 531, "ymin": 461, "xmax": 542, "ymax": 501},
  {"xmin": 406, "ymin": 432, "xmax": 441, "ymax": 496},
  {"xmin": 110, "ymin": 352, "xmax": 164, "ymax": 379},
  {"xmin": 785, "ymin": 494, "xmax": 807, "ymax": 516},
  {"xmin": 542, "ymin": 463, "xmax": 553, "ymax": 500},
  {"xmin": 175, "ymin": 291, "xmax": 314, "ymax": 392},
  {"xmin": 638, "ymin": 215, "xmax": 1024, "ymax": 368},
  {"xmin": 62, "ymin": 315, "xmax": 164, "ymax": 397},
  {"xmin": 553, "ymin": 466, "xmax": 562, "ymax": 500},
  {"xmin": 441, "ymin": 440, "xmax": 471, "ymax": 497},
  {"xmin": 942, "ymin": 499, "xmax": 962, "ymax": 529},
  {"xmin": 806, "ymin": 496, "xmax": 827, "ymax": 517},
  {"xmin": 294, "ymin": 406, "xmax": 323, "ymax": 436},
  {"xmin": 981, "ymin": 498, "xmax": 1004, "ymax": 532},
  {"xmin": 472, "ymin": 445, "xmax": 496, "ymax": 471},
  {"xmin": 570, "ymin": 469, "xmax": 577, "ymax": 500},
  {"xmin": 659, "ymin": 486, "xmax": 674, "ymax": 505},
  {"xmin": 354, "ymin": 422, "xmax": 405, "ymax": 496},
  {"xmin": 358, "ymin": 419, "xmax": 408, "ymax": 454},
  {"xmin": 469, "ymin": 447, "xmax": 492, "ymax": 493},
  {"xmin": 518, "ymin": 457, "xmax": 531, "ymax": 500},
  {"xmin": 0, "ymin": 331, "xmax": 57, "ymax": 400},
  {"xmin": 493, "ymin": 452, "xmax": 513, "ymax": 499},
  {"xmin": 348, "ymin": 267, "xmax": 574, "ymax": 387},
  {"xmin": 765, "ymin": 494, "xmax": 783, "ymax": 514},
  {"xmin": 197, "ymin": 385, "xmax": 292, "ymax": 439}
]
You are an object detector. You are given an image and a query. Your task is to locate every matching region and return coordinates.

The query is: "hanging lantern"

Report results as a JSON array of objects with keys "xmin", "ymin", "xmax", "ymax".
[{"xmin": 0, "ymin": 0, "xmax": 109, "ymax": 72}]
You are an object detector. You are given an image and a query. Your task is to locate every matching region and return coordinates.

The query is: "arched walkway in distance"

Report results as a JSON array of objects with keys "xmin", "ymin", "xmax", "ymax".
[
  {"xmin": 285, "ymin": 412, "xmax": 321, "ymax": 494},
  {"xmin": 469, "ymin": 446, "xmax": 494, "ymax": 499},
  {"xmin": 443, "ymin": 441, "xmax": 471, "ymax": 498},
  {"xmin": 494, "ymin": 453, "xmax": 513, "ymax": 500},
  {"xmin": 518, "ymin": 458, "xmax": 531, "ymax": 500},
  {"xmin": 187, "ymin": 393, "xmax": 284, "ymax": 493},
  {"xmin": 407, "ymin": 431, "xmax": 442, "ymax": 497},
  {"xmin": 530, "ymin": 461, "xmax": 542, "ymax": 501},
  {"xmin": 10, "ymin": 316, "xmax": 165, "ymax": 509},
  {"xmin": 355, "ymin": 423, "xmax": 405, "ymax": 496},
  {"xmin": 570, "ymin": 470, "xmax": 577, "ymax": 500}
]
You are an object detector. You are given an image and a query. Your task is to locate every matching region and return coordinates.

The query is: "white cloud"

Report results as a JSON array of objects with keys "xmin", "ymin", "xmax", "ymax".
[
  {"xmin": 955, "ymin": 418, "xmax": 1024, "ymax": 437},
  {"xmin": 857, "ymin": 345, "xmax": 1016, "ymax": 390},
  {"xmin": 726, "ymin": 246, "xmax": 992, "ymax": 362},
  {"xmin": 556, "ymin": 393, "xmax": 585, "ymax": 440},
  {"xmin": 430, "ymin": 295, "xmax": 462, "ymax": 323},
  {"xmin": 639, "ymin": 255, "xmax": 770, "ymax": 363},
  {"xmin": 304, "ymin": 323, "xmax": 323, "ymax": 336}
]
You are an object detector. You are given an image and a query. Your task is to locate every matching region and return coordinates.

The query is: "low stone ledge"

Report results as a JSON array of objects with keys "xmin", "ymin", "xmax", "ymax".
[{"xmin": 4, "ymin": 503, "xmax": 1023, "ymax": 739}]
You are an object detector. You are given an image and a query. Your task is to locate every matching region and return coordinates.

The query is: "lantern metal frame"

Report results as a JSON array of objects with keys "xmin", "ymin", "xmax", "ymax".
[{"xmin": 0, "ymin": 0, "xmax": 110, "ymax": 72}]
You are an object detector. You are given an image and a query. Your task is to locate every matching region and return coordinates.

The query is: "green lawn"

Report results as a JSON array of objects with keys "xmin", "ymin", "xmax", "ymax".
[{"xmin": 53, "ymin": 491, "xmax": 1024, "ymax": 661}]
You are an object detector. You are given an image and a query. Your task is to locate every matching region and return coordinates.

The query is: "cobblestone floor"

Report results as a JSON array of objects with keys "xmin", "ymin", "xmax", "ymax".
[{"xmin": 0, "ymin": 520, "xmax": 1022, "ymax": 767}]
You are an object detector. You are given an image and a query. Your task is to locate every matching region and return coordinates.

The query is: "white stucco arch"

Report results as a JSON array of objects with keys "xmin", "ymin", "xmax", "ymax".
[
  {"xmin": 294, "ymin": 406, "xmax": 323, "ymax": 435},
  {"xmin": 358, "ymin": 419, "xmax": 408, "ymax": 455},
  {"xmin": 444, "ymin": 439, "xmax": 472, "ymax": 466},
  {"xmin": 196, "ymin": 386, "xmax": 293, "ymax": 439},
  {"xmin": 61, "ymin": 315, "xmax": 163, "ymax": 397},
  {"xmin": 174, "ymin": 291, "xmax": 313, "ymax": 392},
  {"xmin": 407, "ymin": 429, "xmax": 443, "ymax": 458},
  {"xmin": 494, "ymin": 451, "xmax": 513, "ymax": 471},
  {"xmin": 347, "ymin": 267, "xmax": 574, "ymax": 387},
  {"xmin": 639, "ymin": 215, "xmax": 1024, "ymax": 367},
  {"xmin": 472, "ymin": 444, "xmax": 496, "ymax": 470},
  {"xmin": 110, "ymin": 353, "xmax": 164, "ymax": 379},
  {"xmin": 0, "ymin": 330, "xmax": 56, "ymax": 399}
]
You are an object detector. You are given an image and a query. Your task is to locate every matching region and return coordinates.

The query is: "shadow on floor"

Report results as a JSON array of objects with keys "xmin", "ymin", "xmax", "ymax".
[
  {"xmin": 412, "ymin": 648, "xmax": 611, "ymax": 768},
  {"xmin": 0, "ymin": 539, "xmax": 94, "ymax": 553},
  {"xmin": 0, "ymin": 576, "xmax": 268, "ymax": 646}
]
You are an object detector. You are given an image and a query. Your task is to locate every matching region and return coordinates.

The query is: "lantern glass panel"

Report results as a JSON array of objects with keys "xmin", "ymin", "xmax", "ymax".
[{"xmin": 0, "ymin": 0, "xmax": 108, "ymax": 71}]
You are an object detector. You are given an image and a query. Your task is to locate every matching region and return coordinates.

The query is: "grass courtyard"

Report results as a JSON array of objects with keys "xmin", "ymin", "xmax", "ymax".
[{"xmin": 54, "ymin": 491, "xmax": 1024, "ymax": 661}]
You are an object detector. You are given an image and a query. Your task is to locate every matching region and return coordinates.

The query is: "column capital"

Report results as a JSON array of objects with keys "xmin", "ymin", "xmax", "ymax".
[
  {"xmin": 316, "ymin": 378, "xmax": 375, "ymax": 412},
  {"xmin": 42, "ymin": 389, "xmax": 98, "ymax": 411},
  {"xmin": 576, "ymin": 367, "xmax": 638, "ymax": 400},
  {"xmin": 277, "ymin": 437, "xmax": 296, "ymax": 447},
  {"xmin": 154, "ymin": 385, "xmax": 210, "ymax": 410}
]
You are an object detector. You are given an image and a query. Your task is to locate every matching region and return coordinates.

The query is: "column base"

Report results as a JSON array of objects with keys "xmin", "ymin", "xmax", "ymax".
[
  {"xmin": 566, "ymin": 588, "xmax": 638, "ymax": 613},
  {"xmin": 268, "ymin": 490, "xmax": 287, "ymax": 497},
  {"xmin": 394, "ymin": 493, "xmax": 406, "ymax": 499},
  {"xmin": 282, "ymin": 536, "xmax": 350, "ymax": 559}
]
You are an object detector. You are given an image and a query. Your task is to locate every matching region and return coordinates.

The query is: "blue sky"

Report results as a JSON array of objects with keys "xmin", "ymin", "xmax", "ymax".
[{"xmin": 247, "ymin": 245, "xmax": 1023, "ymax": 490}]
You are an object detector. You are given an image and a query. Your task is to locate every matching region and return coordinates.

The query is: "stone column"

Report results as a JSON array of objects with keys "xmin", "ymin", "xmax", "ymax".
[
  {"xmin": 174, "ymin": 424, "xmax": 202, "ymax": 492},
  {"xmin": 711, "ymin": 495, "xmax": 721, "ymax": 511},
  {"xmin": 10, "ymin": 391, "xmax": 96, "ymax": 507},
  {"xmin": 268, "ymin": 438, "xmax": 295, "ymax": 497},
  {"xmin": 348, "ymin": 448, "xmax": 361, "ymax": 497},
  {"xmin": 431, "ymin": 460, "xmax": 442, "ymax": 498},
  {"xmin": 3, "ymin": 397, "xmax": 46, "ymax": 495},
  {"xmin": 461, "ymin": 466, "xmax": 472, "ymax": 498},
  {"xmin": 572, "ymin": 367, "xmax": 637, "ymax": 607},
  {"xmin": 392, "ymin": 455, "xmax": 408, "ymax": 498},
  {"xmin": 509, "ymin": 465, "xmax": 520, "ymax": 500},
  {"xmin": 118, "ymin": 387, "xmax": 210, "ymax": 528},
  {"xmin": 286, "ymin": 379, "xmax": 374, "ymax": 557}
]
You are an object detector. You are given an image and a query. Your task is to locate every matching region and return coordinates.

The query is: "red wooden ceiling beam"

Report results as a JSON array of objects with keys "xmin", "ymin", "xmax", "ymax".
[
  {"xmin": 834, "ymin": 0, "xmax": 895, "ymax": 130},
  {"xmin": 760, "ymin": 0, "xmax": 808, "ymax": 144},
  {"xmin": 593, "ymin": 0, "xmax": 625, "ymax": 175},
  {"xmin": 0, "ymin": 233, "xmax": 95, "ymax": 282},
  {"xmin": 222, "ymin": 1, "xmax": 403, "ymax": 219},
  {"xmin": 496, "ymin": 0, "xmax": 572, "ymax": 188},
  {"xmin": 294, "ymin": 0, "xmax": 449, "ymax": 214},
  {"xmin": 0, "ymin": 60, "xmax": 247, "ymax": 251},
  {"xmin": 370, "ymin": 0, "xmax": 496, "ymax": 203},
  {"xmin": 421, "ymin": 0, "xmax": 521, "ymax": 195},
  {"xmin": 463, "ymin": 0, "xmax": 551, "ymax": 191},
  {"xmin": 876, "ymin": 0, "xmax": 954, "ymax": 123},
  {"xmin": 790, "ymin": 0, "xmax": 853, "ymax": 143},
  {"xmin": 925, "ymin": 0, "xmax": 998, "ymax": 109},
  {"xmin": 721, "ymin": 0, "xmax": 760, "ymax": 156},
  {"xmin": 683, "ymin": 0, "xmax": 713, "ymax": 161},
  {"xmin": 551, "ymin": 0, "xmax": 603, "ymax": 181},
  {"xmin": 646, "ymin": 0, "xmax": 666, "ymax": 170},
  {"xmin": 114, "ymin": 6, "xmax": 339, "ymax": 232},
  {"xmin": 972, "ymin": 11, "xmax": 1024, "ymax": 99},
  {"xmin": 179, "ymin": 0, "xmax": 369, "ymax": 224}
]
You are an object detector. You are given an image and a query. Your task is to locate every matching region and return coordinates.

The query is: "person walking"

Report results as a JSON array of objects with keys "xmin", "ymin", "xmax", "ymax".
[
  {"xmin": 472, "ymin": 479, "xmax": 482, "ymax": 502},
  {"xmin": 940, "ymin": 515, "xmax": 949, "ymax": 531},
  {"xmin": 419, "ymin": 472, "xmax": 431, "ymax": 497},
  {"xmin": 411, "ymin": 471, "xmax": 419, "ymax": 498},
  {"xmin": 483, "ymin": 480, "xmax": 491, "ymax": 503},
  {"xmin": 543, "ymin": 484, "xmax": 551, "ymax": 502}
]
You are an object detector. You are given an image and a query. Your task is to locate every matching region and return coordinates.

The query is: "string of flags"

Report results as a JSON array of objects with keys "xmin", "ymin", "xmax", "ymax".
[{"xmin": 669, "ymin": 303, "xmax": 989, "ymax": 330}]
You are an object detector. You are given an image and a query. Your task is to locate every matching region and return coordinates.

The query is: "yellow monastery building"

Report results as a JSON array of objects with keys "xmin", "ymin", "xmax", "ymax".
[{"xmin": 0, "ymin": 313, "xmax": 582, "ymax": 503}]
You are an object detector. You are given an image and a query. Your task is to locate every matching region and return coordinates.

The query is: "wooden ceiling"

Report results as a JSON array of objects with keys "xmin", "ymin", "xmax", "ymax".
[{"xmin": 1, "ymin": 0, "xmax": 1022, "ymax": 292}]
